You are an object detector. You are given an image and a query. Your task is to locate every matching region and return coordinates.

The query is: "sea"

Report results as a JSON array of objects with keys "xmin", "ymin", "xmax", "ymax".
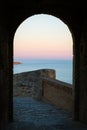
[{"xmin": 13, "ymin": 59, "xmax": 72, "ymax": 84}]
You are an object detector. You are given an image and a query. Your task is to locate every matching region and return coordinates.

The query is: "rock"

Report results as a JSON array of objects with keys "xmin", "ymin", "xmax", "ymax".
[{"xmin": 13, "ymin": 62, "xmax": 22, "ymax": 65}]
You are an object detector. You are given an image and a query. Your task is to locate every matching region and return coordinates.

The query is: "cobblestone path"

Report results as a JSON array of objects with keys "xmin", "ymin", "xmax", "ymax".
[{"xmin": 7, "ymin": 97, "xmax": 87, "ymax": 130}]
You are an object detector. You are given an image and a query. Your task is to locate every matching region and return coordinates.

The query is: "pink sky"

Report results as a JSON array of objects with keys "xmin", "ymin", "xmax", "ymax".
[{"xmin": 14, "ymin": 14, "xmax": 73, "ymax": 59}]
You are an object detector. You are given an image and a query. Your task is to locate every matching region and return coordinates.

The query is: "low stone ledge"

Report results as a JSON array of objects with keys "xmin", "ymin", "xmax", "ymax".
[
  {"xmin": 42, "ymin": 77, "xmax": 73, "ymax": 111},
  {"xmin": 14, "ymin": 74, "xmax": 42, "ymax": 100},
  {"xmin": 13, "ymin": 69, "xmax": 55, "ymax": 99},
  {"xmin": 13, "ymin": 69, "xmax": 73, "ymax": 111}
]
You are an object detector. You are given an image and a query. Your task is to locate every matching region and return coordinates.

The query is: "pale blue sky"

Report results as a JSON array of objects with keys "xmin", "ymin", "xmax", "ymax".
[{"xmin": 14, "ymin": 14, "xmax": 73, "ymax": 59}]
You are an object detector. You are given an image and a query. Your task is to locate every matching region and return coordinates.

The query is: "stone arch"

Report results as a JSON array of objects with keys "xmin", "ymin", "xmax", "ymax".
[
  {"xmin": 13, "ymin": 13, "xmax": 73, "ymax": 102},
  {"xmin": 0, "ymin": 1, "xmax": 87, "ymax": 129},
  {"xmin": 12, "ymin": 11, "xmax": 74, "ymax": 116},
  {"xmin": 9, "ymin": 12, "xmax": 77, "ymax": 120}
]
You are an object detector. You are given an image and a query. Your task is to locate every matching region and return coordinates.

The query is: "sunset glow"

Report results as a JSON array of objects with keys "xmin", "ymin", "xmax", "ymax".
[{"xmin": 14, "ymin": 14, "xmax": 73, "ymax": 59}]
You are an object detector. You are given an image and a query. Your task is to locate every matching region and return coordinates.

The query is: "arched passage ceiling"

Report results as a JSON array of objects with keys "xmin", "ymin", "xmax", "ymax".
[
  {"xmin": 0, "ymin": 0, "xmax": 87, "ymax": 126},
  {"xmin": 1, "ymin": 0, "xmax": 85, "ymax": 35}
]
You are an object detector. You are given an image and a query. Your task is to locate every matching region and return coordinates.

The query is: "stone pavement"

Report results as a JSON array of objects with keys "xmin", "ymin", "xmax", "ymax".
[{"xmin": 6, "ymin": 97, "xmax": 87, "ymax": 130}]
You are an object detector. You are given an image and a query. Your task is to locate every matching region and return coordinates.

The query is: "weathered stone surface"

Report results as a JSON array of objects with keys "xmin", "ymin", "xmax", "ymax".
[
  {"xmin": 13, "ymin": 69, "xmax": 73, "ymax": 111},
  {"xmin": 42, "ymin": 77, "xmax": 73, "ymax": 111},
  {"xmin": 13, "ymin": 69, "xmax": 56, "ymax": 100}
]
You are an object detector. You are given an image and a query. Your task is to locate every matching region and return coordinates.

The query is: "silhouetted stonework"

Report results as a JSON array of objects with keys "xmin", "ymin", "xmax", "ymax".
[{"xmin": 0, "ymin": 1, "xmax": 87, "ymax": 129}]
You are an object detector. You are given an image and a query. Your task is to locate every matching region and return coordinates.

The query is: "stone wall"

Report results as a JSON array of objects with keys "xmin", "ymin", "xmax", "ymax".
[
  {"xmin": 14, "ymin": 69, "xmax": 73, "ymax": 111},
  {"xmin": 42, "ymin": 78, "xmax": 73, "ymax": 111},
  {"xmin": 79, "ymin": 20, "xmax": 87, "ymax": 123},
  {"xmin": 0, "ymin": 25, "xmax": 10, "ymax": 130},
  {"xmin": 14, "ymin": 73, "xmax": 42, "ymax": 100},
  {"xmin": 13, "ymin": 69, "xmax": 56, "ymax": 100}
]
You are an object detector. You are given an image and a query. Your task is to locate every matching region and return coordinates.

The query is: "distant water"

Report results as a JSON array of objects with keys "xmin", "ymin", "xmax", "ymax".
[{"xmin": 13, "ymin": 59, "xmax": 72, "ymax": 84}]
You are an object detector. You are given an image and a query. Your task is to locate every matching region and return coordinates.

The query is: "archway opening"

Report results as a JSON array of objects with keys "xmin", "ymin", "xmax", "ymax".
[
  {"xmin": 13, "ymin": 14, "xmax": 73, "ymax": 83},
  {"xmin": 13, "ymin": 14, "xmax": 73, "ymax": 123}
]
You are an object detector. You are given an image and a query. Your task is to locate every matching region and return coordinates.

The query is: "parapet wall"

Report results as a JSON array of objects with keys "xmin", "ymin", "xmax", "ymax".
[
  {"xmin": 14, "ymin": 69, "xmax": 56, "ymax": 99},
  {"xmin": 14, "ymin": 69, "xmax": 73, "ymax": 111},
  {"xmin": 42, "ymin": 77, "xmax": 73, "ymax": 111}
]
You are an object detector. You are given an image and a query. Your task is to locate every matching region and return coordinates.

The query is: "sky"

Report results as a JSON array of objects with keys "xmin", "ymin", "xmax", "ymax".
[{"xmin": 13, "ymin": 14, "xmax": 73, "ymax": 60}]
